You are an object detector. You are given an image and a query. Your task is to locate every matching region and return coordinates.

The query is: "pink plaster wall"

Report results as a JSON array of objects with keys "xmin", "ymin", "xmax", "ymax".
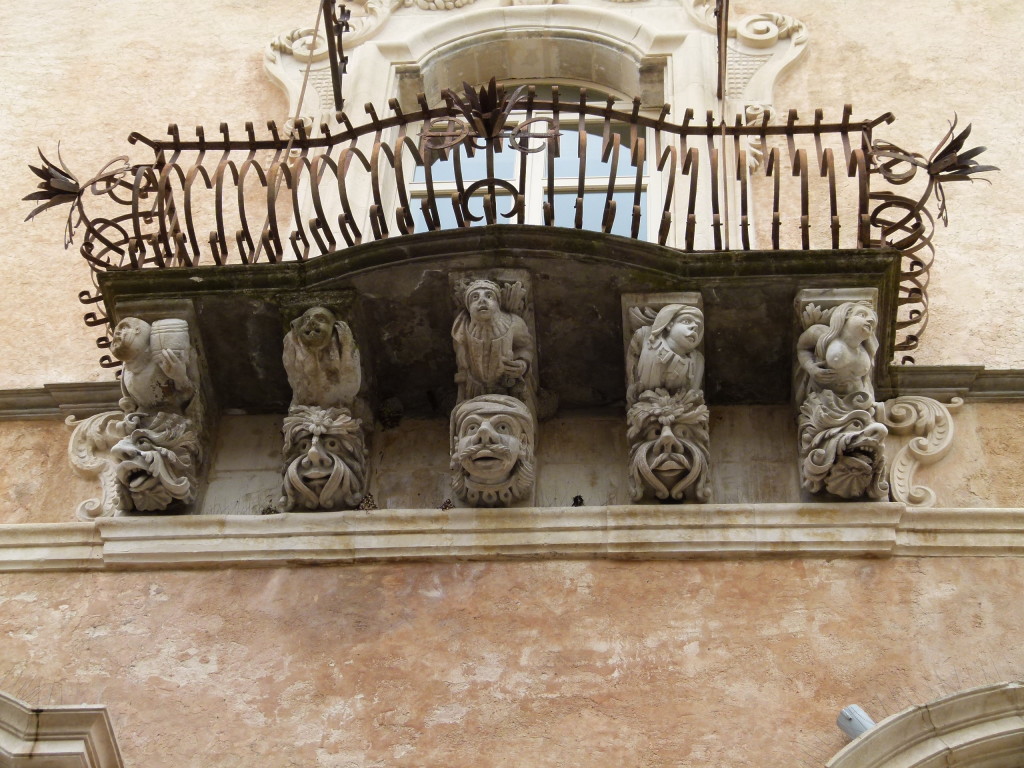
[{"xmin": 2, "ymin": 558, "xmax": 1022, "ymax": 767}]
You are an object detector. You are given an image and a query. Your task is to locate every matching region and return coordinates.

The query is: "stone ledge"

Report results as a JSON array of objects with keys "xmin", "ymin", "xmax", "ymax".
[
  {"xmin": 1, "ymin": 504, "xmax": 1024, "ymax": 572},
  {"xmin": 0, "ymin": 382, "xmax": 121, "ymax": 421}
]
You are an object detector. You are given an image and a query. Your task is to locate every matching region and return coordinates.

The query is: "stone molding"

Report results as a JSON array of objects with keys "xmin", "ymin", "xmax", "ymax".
[
  {"xmin": 0, "ymin": 691, "xmax": 123, "ymax": 768},
  {"xmin": 827, "ymin": 680, "xmax": 1024, "ymax": 768},
  {"xmin": 0, "ymin": 383, "xmax": 121, "ymax": 421},
  {"xmin": 3, "ymin": 505, "xmax": 1024, "ymax": 572}
]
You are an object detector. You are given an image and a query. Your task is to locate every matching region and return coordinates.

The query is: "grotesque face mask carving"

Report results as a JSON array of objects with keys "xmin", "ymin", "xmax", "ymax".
[
  {"xmin": 282, "ymin": 406, "xmax": 367, "ymax": 510},
  {"xmin": 798, "ymin": 390, "xmax": 889, "ymax": 500},
  {"xmin": 626, "ymin": 389, "xmax": 711, "ymax": 502},
  {"xmin": 110, "ymin": 412, "xmax": 199, "ymax": 512},
  {"xmin": 450, "ymin": 394, "xmax": 535, "ymax": 507}
]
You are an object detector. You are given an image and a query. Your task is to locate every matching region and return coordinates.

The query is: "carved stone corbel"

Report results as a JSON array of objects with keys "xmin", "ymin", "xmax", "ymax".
[
  {"xmin": 68, "ymin": 312, "xmax": 206, "ymax": 519},
  {"xmin": 448, "ymin": 271, "xmax": 542, "ymax": 507},
  {"xmin": 280, "ymin": 306, "xmax": 369, "ymax": 511},
  {"xmin": 794, "ymin": 289, "xmax": 888, "ymax": 501},
  {"xmin": 622, "ymin": 293, "xmax": 711, "ymax": 503},
  {"xmin": 879, "ymin": 396, "xmax": 964, "ymax": 507}
]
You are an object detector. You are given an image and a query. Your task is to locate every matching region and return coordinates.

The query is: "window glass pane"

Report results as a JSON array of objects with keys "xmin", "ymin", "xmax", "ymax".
[
  {"xmin": 547, "ymin": 124, "xmax": 638, "ymax": 179},
  {"xmin": 410, "ymin": 193, "xmax": 517, "ymax": 232},
  {"xmin": 414, "ymin": 143, "xmax": 518, "ymax": 183},
  {"xmin": 552, "ymin": 190, "xmax": 646, "ymax": 238}
]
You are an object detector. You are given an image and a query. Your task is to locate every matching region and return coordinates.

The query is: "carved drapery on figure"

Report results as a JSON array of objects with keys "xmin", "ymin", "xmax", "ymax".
[
  {"xmin": 451, "ymin": 277, "xmax": 537, "ymax": 415},
  {"xmin": 280, "ymin": 307, "xmax": 368, "ymax": 511},
  {"xmin": 623, "ymin": 296, "xmax": 711, "ymax": 502},
  {"xmin": 795, "ymin": 298, "xmax": 888, "ymax": 500},
  {"xmin": 68, "ymin": 317, "xmax": 204, "ymax": 518},
  {"xmin": 450, "ymin": 394, "xmax": 535, "ymax": 507}
]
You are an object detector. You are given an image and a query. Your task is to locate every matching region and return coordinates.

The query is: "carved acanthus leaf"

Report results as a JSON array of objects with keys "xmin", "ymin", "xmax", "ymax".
[{"xmin": 879, "ymin": 395, "xmax": 963, "ymax": 507}]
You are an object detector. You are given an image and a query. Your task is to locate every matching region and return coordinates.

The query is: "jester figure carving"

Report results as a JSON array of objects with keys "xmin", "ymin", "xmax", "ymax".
[
  {"xmin": 625, "ymin": 303, "xmax": 711, "ymax": 502},
  {"xmin": 68, "ymin": 316, "xmax": 203, "ymax": 518},
  {"xmin": 280, "ymin": 307, "xmax": 367, "ymax": 510},
  {"xmin": 451, "ymin": 278, "xmax": 536, "ymax": 414},
  {"xmin": 795, "ymin": 302, "xmax": 888, "ymax": 500}
]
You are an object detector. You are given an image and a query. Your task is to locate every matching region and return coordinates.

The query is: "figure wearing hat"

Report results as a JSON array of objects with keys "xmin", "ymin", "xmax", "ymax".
[
  {"xmin": 626, "ymin": 304, "xmax": 705, "ymax": 404},
  {"xmin": 451, "ymin": 278, "xmax": 536, "ymax": 413}
]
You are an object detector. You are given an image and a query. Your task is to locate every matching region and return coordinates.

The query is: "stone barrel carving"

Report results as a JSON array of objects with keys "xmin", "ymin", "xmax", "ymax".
[
  {"xmin": 68, "ymin": 316, "xmax": 204, "ymax": 518},
  {"xmin": 623, "ymin": 297, "xmax": 711, "ymax": 502},
  {"xmin": 794, "ymin": 298, "xmax": 888, "ymax": 500},
  {"xmin": 280, "ymin": 307, "xmax": 368, "ymax": 511}
]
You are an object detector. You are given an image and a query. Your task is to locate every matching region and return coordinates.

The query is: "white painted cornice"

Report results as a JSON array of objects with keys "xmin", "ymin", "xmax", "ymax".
[
  {"xmin": 2, "ymin": 504, "xmax": 1024, "ymax": 572},
  {"xmin": 0, "ymin": 691, "xmax": 122, "ymax": 768}
]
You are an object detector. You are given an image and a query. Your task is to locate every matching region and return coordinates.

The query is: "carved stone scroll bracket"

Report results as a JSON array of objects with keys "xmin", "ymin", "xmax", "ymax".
[
  {"xmin": 68, "ymin": 305, "xmax": 209, "ymax": 519},
  {"xmin": 879, "ymin": 395, "xmax": 964, "ymax": 508},
  {"xmin": 794, "ymin": 289, "xmax": 888, "ymax": 501},
  {"xmin": 67, "ymin": 411, "xmax": 128, "ymax": 521},
  {"xmin": 621, "ymin": 292, "xmax": 710, "ymax": 503}
]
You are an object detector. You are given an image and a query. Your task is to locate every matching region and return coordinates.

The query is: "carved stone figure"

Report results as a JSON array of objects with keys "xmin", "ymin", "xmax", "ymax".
[
  {"xmin": 281, "ymin": 406, "xmax": 367, "ymax": 511},
  {"xmin": 623, "ymin": 300, "xmax": 710, "ymax": 502},
  {"xmin": 283, "ymin": 306, "xmax": 361, "ymax": 409},
  {"xmin": 451, "ymin": 279, "xmax": 536, "ymax": 412},
  {"xmin": 626, "ymin": 389, "xmax": 711, "ymax": 502},
  {"xmin": 626, "ymin": 304, "xmax": 705, "ymax": 405},
  {"xmin": 450, "ymin": 394, "xmax": 535, "ymax": 507},
  {"xmin": 68, "ymin": 316, "xmax": 204, "ymax": 518},
  {"xmin": 279, "ymin": 307, "xmax": 367, "ymax": 511},
  {"xmin": 795, "ymin": 301, "xmax": 888, "ymax": 500},
  {"xmin": 796, "ymin": 302, "xmax": 879, "ymax": 401},
  {"xmin": 112, "ymin": 317, "xmax": 197, "ymax": 414}
]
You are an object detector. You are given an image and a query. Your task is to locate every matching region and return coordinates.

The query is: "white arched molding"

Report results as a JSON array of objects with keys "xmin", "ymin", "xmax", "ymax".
[
  {"xmin": 372, "ymin": 5, "xmax": 686, "ymax": 111},
  {"xmin": 0, "ymin": 691, "xmax": 122, "ymax": 768},
  {"xmin": 827, "ymin": 681, "xmax": 1024, "ymax": 768}
]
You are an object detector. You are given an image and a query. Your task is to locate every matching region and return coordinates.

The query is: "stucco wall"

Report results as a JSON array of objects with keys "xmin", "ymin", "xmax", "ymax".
[{"xmin": 2, "ymin": 558, "xmax": 1023, "ymax": 767}]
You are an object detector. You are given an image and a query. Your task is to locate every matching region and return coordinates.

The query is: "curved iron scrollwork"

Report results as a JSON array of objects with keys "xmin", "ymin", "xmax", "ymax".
[
  {"xmin": 25, "ymin": 79, "xmax": 994, "ymax": 367},
  {"xmin": 868, "ymin": 117, "xmax": 997, "ymax": 359}
]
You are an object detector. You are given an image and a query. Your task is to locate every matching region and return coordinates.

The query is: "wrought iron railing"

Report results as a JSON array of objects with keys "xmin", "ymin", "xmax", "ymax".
[{"xmin": 26, "ymin": 81, "xmax": 993, "ymax": 366}]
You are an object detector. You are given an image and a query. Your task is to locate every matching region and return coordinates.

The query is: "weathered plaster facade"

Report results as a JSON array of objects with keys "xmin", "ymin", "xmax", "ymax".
[{"xmin": 2, "ymin": 1, "xmax": 1024, "ymax": 766}]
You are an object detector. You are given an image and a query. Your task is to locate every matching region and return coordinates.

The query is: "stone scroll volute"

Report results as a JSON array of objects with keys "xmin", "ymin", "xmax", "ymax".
[
  {"xmin": 68, "ymin": 314, "xmax": 205, "ymax": 519},
  {"xmin": 280, "ymin": 306, "xmax": 369, "ymax": 511},
  {"xmin": 622, "ymin": 293, "xmax": 711, "ymax": 503},
  {"xmin": 794, "ymin": 289, "xmax": 888, "ymax": 501}
]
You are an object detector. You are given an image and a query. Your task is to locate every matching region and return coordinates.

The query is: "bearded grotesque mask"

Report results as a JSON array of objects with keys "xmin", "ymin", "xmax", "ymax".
[
  {"xmin": 282, "ymin": 406, "xmax": 367, "ymax": 510},
  {"xmin": 798, "ymin": 390, "xmax": 889, "ymax": 499},
  {"xmin": 110, "ymin": 412, "xmax": 200, "ymax": 512},
  {"xmin": 450, "ymin": 394, "xmax": 535, "ymax": 507},
  {"xmin": 626, "ymin": 389, "xmax": 711, "ymax": 502}
]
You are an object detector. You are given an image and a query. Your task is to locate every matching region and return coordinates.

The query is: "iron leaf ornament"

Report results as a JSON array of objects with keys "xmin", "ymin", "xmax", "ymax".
[
  {"xmin": 24, "ymin": 146, "xmax": 131, "ymax": 247},
  {"xmin": 871, "ymin": 115, "xmax": 998, "ymax": 226}
]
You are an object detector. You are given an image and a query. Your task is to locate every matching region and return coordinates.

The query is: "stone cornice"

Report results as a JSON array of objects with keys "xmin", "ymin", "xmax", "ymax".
[
  {"xmin": 2, "ymin": 504, "xmax": 1024, "ymax": 572},
  {"xmin": 0, "ymin": 691, "xmax": 122, "ymax": 768},
  {"xmin": 0, "ymin": 382, "xmax": 121, "ymax": 421}
]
